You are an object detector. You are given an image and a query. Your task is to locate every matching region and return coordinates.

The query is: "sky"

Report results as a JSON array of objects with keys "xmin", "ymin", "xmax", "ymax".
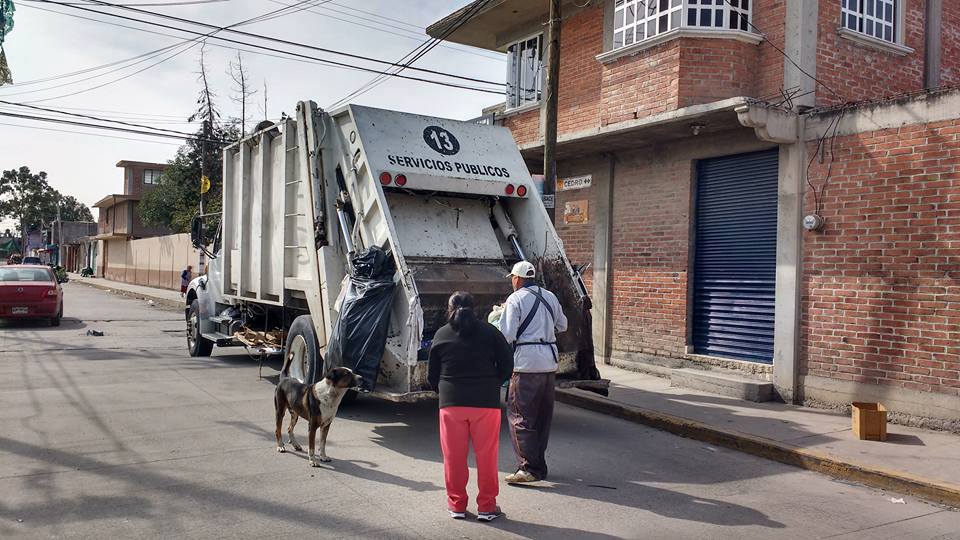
[{"xmin": 0, "ymin": 0, "xmax": 505, "ymax": 231}]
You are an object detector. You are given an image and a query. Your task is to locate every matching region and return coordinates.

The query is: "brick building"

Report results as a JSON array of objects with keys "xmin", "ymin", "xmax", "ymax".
[
  {"xmin": 92, "ymin": 160, "xmax": 170, "ymax": 278},
  {"xmin": 429, "ymin": 0, "xmax": 960, "ymax": 427}
]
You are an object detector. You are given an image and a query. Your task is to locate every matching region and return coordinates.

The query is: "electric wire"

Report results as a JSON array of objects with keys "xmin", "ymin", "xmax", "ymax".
[
  {"xmin": 268, "ymin": 0, "xmax": 504, "ymax": 62},
  {"xmin": 36, "ymin": 0, "xmax": 504, "ymax": 86},
  {"xmin": 36, "ymin": 0, "xmax": 232, "ymax": 6},
  {"xmin": 6, "ymin": 0, "xmax": 327, "ymax": 99},
  {"xmin": 30, "ymin": 0, "xmax": 504, "ymax": 95},
  {"xmin": 328, "ymin": 0, "xmax": 495, "ymax": 109},
  {"xmin": 0, "ymin": 120, "xmax": 183, "ymax": 144},
  {"xmin": 0, "ymin": 99, "xmax": 197, "ymax": 136},
  {"xmin": 0, "ymin": 110, "xmax": 218, "ymax": 141}
]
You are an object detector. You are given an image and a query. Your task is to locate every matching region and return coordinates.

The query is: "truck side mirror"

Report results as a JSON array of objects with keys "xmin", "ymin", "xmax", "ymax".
[{"xmin": 190, "ymin": 216, "xmax": 203, "ymax": 248}]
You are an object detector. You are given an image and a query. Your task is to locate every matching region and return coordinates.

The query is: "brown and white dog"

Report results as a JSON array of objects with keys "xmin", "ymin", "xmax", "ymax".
[{"xmin": 274, "ymin": 367, "xmax": 362, "ymax": 467}]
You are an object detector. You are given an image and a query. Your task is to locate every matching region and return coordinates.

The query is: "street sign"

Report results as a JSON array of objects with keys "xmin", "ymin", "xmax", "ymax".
[
  {"xmin": 541, "ymin": 194, "xmax": 555, "ymax": 209},
  {"xmin": 557, "ymin": 174, "xmax": 592, "ymax": 191},
  {"xmin": 200, "ymin": 175, "xmax": 211, "ymax": 194}
]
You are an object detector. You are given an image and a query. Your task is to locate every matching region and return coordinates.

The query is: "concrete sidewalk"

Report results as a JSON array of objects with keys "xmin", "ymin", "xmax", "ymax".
[
  {"xmin": 558, "ymin": 364, "xmax": 960, "ymax": 508},
  {"xmin": 68, "ymin": 274, "xmax": 184, "ymax": 310}
]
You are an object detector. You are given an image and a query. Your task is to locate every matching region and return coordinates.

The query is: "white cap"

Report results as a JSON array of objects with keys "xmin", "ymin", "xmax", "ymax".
[{"xmin": 506, "ymin": 261, "xmax": 536, "ymax": 279}]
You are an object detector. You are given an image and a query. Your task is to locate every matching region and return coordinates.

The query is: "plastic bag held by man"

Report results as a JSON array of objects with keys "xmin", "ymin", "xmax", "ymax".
[{"xmin": 324, "ymin": 247, "xmax": 397, "ymax": 391}]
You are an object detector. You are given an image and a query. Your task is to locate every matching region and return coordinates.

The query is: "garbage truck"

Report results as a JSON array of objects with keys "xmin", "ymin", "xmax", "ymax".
[{"xmin": 185, "ymin": 101, "xmax": 608, "ymax": 401}]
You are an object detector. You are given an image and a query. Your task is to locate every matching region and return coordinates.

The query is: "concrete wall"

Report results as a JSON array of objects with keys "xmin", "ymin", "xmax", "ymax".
[{"xmin": 102, "ymin": 233, "xmax": 197, "ymax": 290}]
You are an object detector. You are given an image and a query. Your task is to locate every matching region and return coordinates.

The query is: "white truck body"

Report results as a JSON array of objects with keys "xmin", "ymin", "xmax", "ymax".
[{"xmin": 188, "ymin": 101, "xmax": 605, "ymax": 400}]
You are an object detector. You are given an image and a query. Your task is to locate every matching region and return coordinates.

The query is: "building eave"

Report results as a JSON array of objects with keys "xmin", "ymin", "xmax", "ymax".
[
  {"xmin": 115, "ymin": 160, "xmax": 168, "ymax": 169},
  {"xmin": 93, "ymin": 194, "xmax": 139, "ymax": 208},
  {"xmin": 517, "ymin": 97, "xmax": 760, "ymax": 160},
  {"xmin": 427, "ymin": 0, "xmax": 584, "ymax": 51}
]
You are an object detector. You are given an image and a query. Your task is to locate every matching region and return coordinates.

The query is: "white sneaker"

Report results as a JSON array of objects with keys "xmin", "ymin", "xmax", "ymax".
[
  {"xmin": 477, "ymin": 507, "xmax": 503, "ymax": 522},
  {"xmin": 448, "ymin": 510, "xmax": 466, "ymax": 520},
  {"xmin": 505, "ymin": 470, "xmax": 538, "ymax": 484}
]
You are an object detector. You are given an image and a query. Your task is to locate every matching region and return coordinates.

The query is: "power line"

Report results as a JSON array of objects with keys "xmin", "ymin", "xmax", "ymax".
[
  {"xmin": 328, "ymin": 0, "xmax": 495, "ymax": 109},
  {"xmin": 268, "ymin": 0, "xmax": 505, "ymax": 62},
  {"xmin": 0, "ymin": 110, "xmax": 215, "ymax": 141},
  {"xmin": 27, "ymin": 104, "xmax": 186, "ymax": 118},
  {"xmin": 36, "ymin": 0, "xmax": 504, "ymax": 87},
  {"xmin": 25, "ymin": 41, "xmax": 204, "ymax": 103},
  {"xmin": 7, "ymin": 1, "xmax": 325, "ymax": 99},
  {"xmin": 22, "ymin": 2, "xmax": 476, "ymax": 103},
  {"xmin": 0, "ymin": 40, "xmax": 192, "ymax": 98},
  {"xmin": 42, "ymin": 0, "xmax": 231, "ymax": 5},
  {"xmin": 31, "ymin": 0, "xmax": 504, "ymax": 94},
  {"xmin": 0, "ymin": 98, "xmax": 197, "ymax": 136},
  {"xmin": 0, "ymin": 120, "xmax": 182, "ymax": 145}
]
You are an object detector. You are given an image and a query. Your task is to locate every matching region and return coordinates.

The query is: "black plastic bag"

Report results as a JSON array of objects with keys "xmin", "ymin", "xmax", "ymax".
[{"xmin": 324, "ymin": 247, "xmax": 396, "ymax": 392}]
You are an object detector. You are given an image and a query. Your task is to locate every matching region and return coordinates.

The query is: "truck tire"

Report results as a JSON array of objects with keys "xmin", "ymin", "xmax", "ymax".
[
  {"xmin": 187, "ymin": 299, "xmax": 214, "ymax": 357},
  {"xmin": 283, "ymin": 315, "xmax": 322, "ymax": 384}
]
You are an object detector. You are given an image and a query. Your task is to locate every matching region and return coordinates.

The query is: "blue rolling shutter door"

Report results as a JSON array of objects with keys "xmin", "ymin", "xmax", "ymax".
[{"xmin": 693, "ymin": 149, "xmax": 778, "ymax": 363}]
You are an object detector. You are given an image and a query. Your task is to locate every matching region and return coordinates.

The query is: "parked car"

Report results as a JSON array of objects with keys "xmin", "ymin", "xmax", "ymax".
[
  {"xmin": 22, "ymin": 257, "xmax": 42, "ymax": 265},
  {"xmin": 0, "ymin": 265, "xmax": 64, "ymax": 326}
]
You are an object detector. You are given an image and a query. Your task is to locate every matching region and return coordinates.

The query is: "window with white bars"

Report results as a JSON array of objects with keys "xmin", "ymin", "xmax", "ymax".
[
  {"xmin": 506, "ymin": 34, "xmax": 543, "ymax": 110},
  {"xmin": 613, "ymin": 0, "xmax": 752, "ymax": 50},
  {"xmin": 841, "ymin": 0, "xmax": 898, "ymax": 44}
]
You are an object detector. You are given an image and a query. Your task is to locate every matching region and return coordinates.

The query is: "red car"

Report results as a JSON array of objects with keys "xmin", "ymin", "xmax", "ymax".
[{"xmin": 0, "ymin": 265, "xmax": 64, "ymax": 326}]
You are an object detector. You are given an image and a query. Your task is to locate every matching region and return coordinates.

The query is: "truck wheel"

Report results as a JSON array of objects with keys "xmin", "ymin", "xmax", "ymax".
[
  {"xmin": 187, "ymin": 299, "xmax": 214, "ymax": 357},
  {"xmin": 284, "ymin": 315, "xmax": 322, "ymax": 383}
]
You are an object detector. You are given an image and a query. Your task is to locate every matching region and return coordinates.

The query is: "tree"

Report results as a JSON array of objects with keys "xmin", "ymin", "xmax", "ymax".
[
  {"xmin": 140, "ymin": 48, "xmax": 238, "ymax": 233},
  {"xmin": 0, "ymin": 166, "xmax": 58, "ymax": 250},
  {"xmin": 228, "ymin": 51, "xmax": 257, "ymax": 136},
  {"xmin": 0, "ymin": 167, "xmax": 95, "ymax": 252},
  {"xmin": 59, "ymin": 194, "xmax": 94, "ymax": 222}
]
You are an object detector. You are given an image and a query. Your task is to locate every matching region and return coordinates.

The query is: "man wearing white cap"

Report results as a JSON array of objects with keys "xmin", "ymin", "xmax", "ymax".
[{"xmin": 500, "ymin": 260, "xmax": 567, "ymax": 484}]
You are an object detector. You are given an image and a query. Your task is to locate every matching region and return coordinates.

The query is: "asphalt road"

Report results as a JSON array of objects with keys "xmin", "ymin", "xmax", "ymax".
[{"xmin": 1, "ymin": 283, "xmax": 958, "ymax": 539}]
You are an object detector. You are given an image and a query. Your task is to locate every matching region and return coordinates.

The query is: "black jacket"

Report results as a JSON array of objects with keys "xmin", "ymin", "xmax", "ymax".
[{"xmin": 428, "ymin": 321, "xmax": 514, "ymax": 409}]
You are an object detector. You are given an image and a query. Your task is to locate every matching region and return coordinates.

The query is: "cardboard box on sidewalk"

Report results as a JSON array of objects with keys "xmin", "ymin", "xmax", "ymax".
[{"xmin": 852, "ymin": 402, "xmax": 888, "ymax": 441}]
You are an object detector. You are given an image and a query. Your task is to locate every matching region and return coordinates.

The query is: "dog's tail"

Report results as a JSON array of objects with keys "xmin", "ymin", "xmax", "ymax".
[{"xmin": 278, "ymin": 351, "xmax": 292, "ymax": 382}]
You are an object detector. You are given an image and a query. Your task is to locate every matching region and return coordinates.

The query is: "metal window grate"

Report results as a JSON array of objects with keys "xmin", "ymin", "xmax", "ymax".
[
  {"xmin": 613, "ymin": 0, "xmax": 752, "ymax": 49},
  {"xmin": 506, "ymin": 35, "xmax": 543, "ymax": 110},
  {"xmin": 841, "ymin": 0, "xmax": 897, "ymax": 43}
]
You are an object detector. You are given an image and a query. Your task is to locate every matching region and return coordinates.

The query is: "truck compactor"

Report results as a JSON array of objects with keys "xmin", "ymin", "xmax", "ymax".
[{"xmin": 185, "ymin": 101, "xmax": 607, "ymax": 401}]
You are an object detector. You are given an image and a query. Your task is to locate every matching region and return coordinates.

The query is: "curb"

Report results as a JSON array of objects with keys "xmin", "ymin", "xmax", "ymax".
[
  {"xmin": 69, "ymin": 278, "xmax": 184, "ymax": 311},
  {"xmin": 556, "ymin": 388, "xmax": 960, "ymax": 509}
]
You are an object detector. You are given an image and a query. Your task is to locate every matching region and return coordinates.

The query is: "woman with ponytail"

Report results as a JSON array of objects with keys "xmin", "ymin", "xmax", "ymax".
[{"xmin": 428, "ymin": 291, "xmax": 514, "ymax": 521}]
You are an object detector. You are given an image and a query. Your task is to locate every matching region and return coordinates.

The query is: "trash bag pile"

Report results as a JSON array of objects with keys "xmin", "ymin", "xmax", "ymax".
[{"xmin": 324, "ymin": 246, "xmax": 396, "ymax": 392}]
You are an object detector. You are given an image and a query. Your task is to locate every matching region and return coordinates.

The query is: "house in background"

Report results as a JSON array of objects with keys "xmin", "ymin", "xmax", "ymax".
[
  {"xmin": 91, "ymin": 160, "xmax": 170, "ymax": 278},
  {"xmin": 49, "ymin": 220, "xmax": 98, "ymax": 271},
  {"xmin": 429, "ymin": 1, "xmax": 960, "ymax": 427}
]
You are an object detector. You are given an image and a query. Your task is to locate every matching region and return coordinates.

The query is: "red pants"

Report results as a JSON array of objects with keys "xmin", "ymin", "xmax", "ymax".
[{"xmin": 439, "ymin": 406, "xmax": 501, "ymax": 513}]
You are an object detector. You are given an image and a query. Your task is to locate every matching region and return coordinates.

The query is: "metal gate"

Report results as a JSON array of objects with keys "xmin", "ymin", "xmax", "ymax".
[{"xmin": 692, "ymin": 149, "xmax": 778, "ymax": 363}]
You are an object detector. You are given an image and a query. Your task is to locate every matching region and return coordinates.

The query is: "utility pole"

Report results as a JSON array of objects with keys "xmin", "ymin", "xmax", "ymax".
[
  {"xmin": 56, "ymin": 203, "xmax": 62, "ymax": 267},
  {"xmin": 201, "ymin": 118, "xmax": 209, "ymax": 217},
  {"xmin": 543, "ymin": 0, "xmax": 561, "ymax": 223}
]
